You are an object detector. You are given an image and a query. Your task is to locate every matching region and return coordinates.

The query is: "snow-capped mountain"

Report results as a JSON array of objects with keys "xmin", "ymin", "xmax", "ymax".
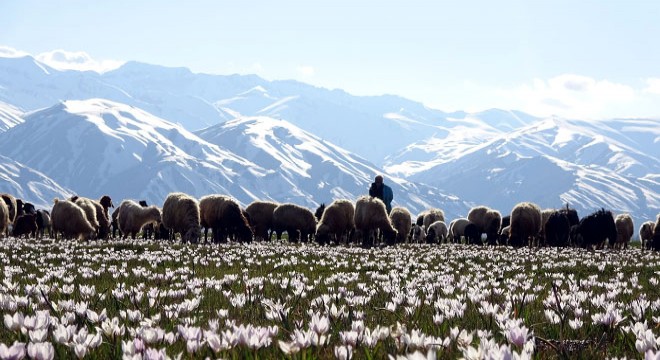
[
  {"xmin": 0, "ymin": 101, "xmax": 23, "ymax": 132},
  {"xmin": 0, "ymin": 154, "xmax": 73, "ymax": 207},
  {"xmin": 195, "ymin": 116, "xmax": 470, "ymax": 217},
  {"xmin": 389, "ymin": 117, "xmax": 660, "ymax": 225},
  {"xmin": 0, "ymin": 55, "xmax": 532, "ymax": 164},
  {"xmin": 0, "ymin": 99, "xmax": 470, "ymax": 217}
]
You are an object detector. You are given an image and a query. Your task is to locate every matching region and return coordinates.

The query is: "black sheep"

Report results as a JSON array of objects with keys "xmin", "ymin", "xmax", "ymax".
[
  {"xmin": 464, "ymin": 222, "xmax": 481, "ymax": 245},
  {"xmin": 575, "ymin": 209, "xmax": 617, "ymax": 249},
  {"xmin": 13, "ymin": 214, "xmax": 37, "ymax": 239},
  {"xmin": 544, "ymin": 211, "xmax": 570, "ymax": 247}
]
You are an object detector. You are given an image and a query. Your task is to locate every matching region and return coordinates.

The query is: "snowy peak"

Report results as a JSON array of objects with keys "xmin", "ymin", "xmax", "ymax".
[
  {"xmin": 0, "ymin": 101, "xmax": 23, "ymax": 132},
  {"xmin": 0, "ymin": 154, "xmax": 72, "ymax": 208}
]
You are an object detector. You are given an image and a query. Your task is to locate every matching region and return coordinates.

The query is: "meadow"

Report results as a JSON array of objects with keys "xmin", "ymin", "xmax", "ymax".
[{"xmin": 0, "ymin": 238, "xmax": 659, "ymax": 359}]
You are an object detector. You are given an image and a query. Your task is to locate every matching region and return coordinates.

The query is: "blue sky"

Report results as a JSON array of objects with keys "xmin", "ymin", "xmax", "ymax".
[{"xmin": 2, "ymin": 0, "xmax": 660, "ymax": 119}]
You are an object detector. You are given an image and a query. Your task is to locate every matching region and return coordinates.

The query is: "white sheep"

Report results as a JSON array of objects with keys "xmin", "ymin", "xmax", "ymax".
[
  {"xmin": 614, "ymin": 213, "xmax": 634, "ymax": 249},
  {"xmin": 389, "ymin": 206, "xmax": 412, "ymax": 244},
  {"xmin": 51, "ymin": 198, "xmax": 95, "ymax": 241},
  {"xmin": 117, "ymin": 200, "xmax": 162, "ymax": 240}
]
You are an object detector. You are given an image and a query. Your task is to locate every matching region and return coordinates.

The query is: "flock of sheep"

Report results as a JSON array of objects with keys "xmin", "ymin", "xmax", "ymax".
[{"xmin": 0, "ymin": 191, "xmax": 659, "ymax": 250}]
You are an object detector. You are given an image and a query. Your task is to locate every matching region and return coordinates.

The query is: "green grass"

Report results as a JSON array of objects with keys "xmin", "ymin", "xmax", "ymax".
[{"xmin": 0, "ymin": 239, "xmax": 659, "ymax": 359}]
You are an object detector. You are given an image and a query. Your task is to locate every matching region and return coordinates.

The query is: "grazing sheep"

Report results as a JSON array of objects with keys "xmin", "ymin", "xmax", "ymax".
[
  {"xmin": 426, "ymin": 220, "xmax": 448, "ymax": 244},
  {"xmin": 354, "ymin": 196, "xmax": 397, "ymax": 248},
  {"xmin": 51, "ymin": 198, "xmax": 95, "ymax": 241},
  {"xmin": 272, "ymin": 203, "xmax": 317, "ymax": 243},
  {"xmin": 544, "ymin": 211, "xmax": 570, "ymax": 247},
  {"xmin": 509, "ymin": 202, "xmax": 542, "ymax": 247},
  {"xmin": 111, "ymin": 207, "xmax": 121, "ymax": 238},
  {"xmin": 499, "ymin": 225, "xmax": 511, "ymax": 244},
  {"xmin": 651, "ymin": 214, "xmax": 660, "ymax": 251},
  {"xmin": 0, "ymin": 200, "xmax": 8, "ymax": 238},
  {"xmin": 467, "ymin": 206, "xmax": 502, "ymax": 245},
  {"xmin": 137, "ymin": 200, "xmax": 156, "ymax": 240},
  {"xmin": 162, "ymin": 192, "xmax": 201, "ymax": 244},
  {"xmin": 15, "ymin": 199, "xmax": 25, "ymax": 219},
  {"xmin": 99, "ymin": 195, "xmax": 114, "ymax": 220},
  {"xmin": 22, "ymin": 202, "xmax": 36, "ymax": 215},
  {"xmin": 640, "ymin": 221, "xmax": 656, "ymax": 250},
  {"xmin": 500, "ymin": 215, "xmax": 511, "ymax": 231},
  {"xmin": 574, "ymin": 209, "xmax": 618, "ymax": 249},
  {"xmin": 199, "ymin": 195, "xmax": 253, "ymax": 244},
  {"xmin": 117, "ymin": 200, "xmax": 162, "ymax": 240},
  {"xmin": 464, "ymin": 222, "xmax": 481, "ymax": 245},
  {"xmin": 314, "ymin": 203, "xmax": 326, "ymax": 221},
  {"xmin": 389, "ymin": 206, "xmax": 412, "ymax": 244},
  {"xmin": 448, "ymin": 218, "xmax": 470, "ymax": 243},
  {"xmin": 70, "ymin": 196, "xmax": 100, "ymax": 232},
  {"xmin": 35, "ymin": 210, "xmax": 51, "ymax": 239},
  {"xmin": 315, "ymin": 199, "xmax": 355, "ymax": 245},
  {"xmin": 415, "ymin": 212, "xmax": 425, "ymax": 227},
  {"xmin": 422, "ymin": 209, "xmax": 445, "ymax": 231},
  {"xmin": 1, "ymin": 194, "xmax": 17, "ymax": 230},
  {"xmin": 614, "ymin": 213, "xmax": 634, "ymax": 249},
  {"xmin": 559, "ymin": 205, "xmax": 580, "ymax": 227},
  {"xmin": 245, "ymin": 201, "xmax": 279, "ymax": 241},
  {"xmin": 12, "ymin": 214, "xmax": 37, "ymax": 239},
  {"xmin": 410, "ymin": 224, "xmax": 426, "ymax": 243}
]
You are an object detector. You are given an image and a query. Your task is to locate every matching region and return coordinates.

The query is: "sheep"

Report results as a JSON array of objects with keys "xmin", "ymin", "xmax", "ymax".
[
  {"xmin": 467, "ymin": 206, "xmax": 502, "ymax": 245},
  {"xmin": 448, "ymin": 218, "xmax": 469, "ymax": 243},
  {"xmin": 12, "ymin": 214, "xmax": 37, "ymax": 239},
  {"xmin": 464, "ymin": 222, "xmax": 481, "ymax": 245},
  {"xmin": 426, "ymin": 220, "xmax": 448, "ymax": 244},
  {"xmin": 138, "ymin": 201, "xmax": 156, "ymax": 240},
  {"xmin": 415, "ymin": 213, "xmax": 425, "ymax": 227},
  {"xmin": 22, "ymin": 202, "xmax": 36, "ymax": 215},
  {"xmin": 71, "ymin": 196, "xmax": 111, "ymax": 239},
  {"xmin": 574, "ymin": 209, "xmax": 617, "ymax": 249},
  {"xmin": 35, "ymin": 210, "xmax": 51, "ymax": 239},
  {"xmin": 640, "ymin": 221, "xmax": 656, "ymax": 250},
  {"xmin": 0, "ymin": 200, "xmax": 8, "ymax": 238},
  {"xmin": 116, "ymin": 200, "xmax": 162, "ymax": 240},
  {"xmin": 15, "ymin": 199, "xmax": 25, "ymax": 219},
  {"xmin": 245, "ymin": 201, "xmax": 279, "ymax": 242},
  {"xmin": 99, "ymin": 195, "xmax": 114, "ymax": 221},
  {"xmin": 162, "ymin": 192, "xmax": 201, "ymax": 244},
  {"xmin": 559, "ymin": 205, "xmax": 580, "ymax": 227},
  {"xmin": 500, "ymin": 215, "xmax": 511, "ymax": 231},
  {"xmin": 544, "ymin": 211, "xmax": 570, "ymax": 247},
  {"xmin": 614, "ymin": 213, "xmax": 634, "ymax": 249},
  {"xmin": 354, "ymin": 196, "xmax": 397, "ymax": 248},
  {"xmin": 111, "ymin": 207, "xmax": 121, "ymax": 238},
  {"xmin": 199, "ymin": 195, "xmax": 253, "ymax": 244},
  {"xmin": 314, "ymin": 203, "xmax": 326, "ymax": 221},
  {"xmin": 509, "ymin": 202, "xmax": 542, "ymax": 247},
  {"xmin": 499, "ymin": 225, "xmax": 511, "ymax": 244},
  {"xmin": 70, "ymin": 196, "xmax": 100, "ymax": 233},
  {"xmin": 51, "ymin": 198, "xmax": 95, "ymax": 241},
  {"xmin": 422, "ymin": 209, "xmax": 445, "ymax": 231},
  {"xmin": 410, "ymin": 224, "xmax": 426, "ymax": 243},
  {"xmin": 272, "ymin": 203, "xmax": 317, "ymax": 243},
  {"xmin": 315, "ymin": 199, "xmax": 355, "ymax": 245},
  {"xmin": 1, "ymin": 193, "xmax": 17, "ymax": 234},
  {"xmin": 389, "ymin": 206, "xmax": 412, "ymax": 244},
  {"xmin": 651, "ymin": 214, "xmax": 660, "ymax": 251}
]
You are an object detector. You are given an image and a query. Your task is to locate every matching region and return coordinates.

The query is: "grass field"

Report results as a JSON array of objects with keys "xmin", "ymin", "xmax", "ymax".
[{"xmin": 0, "ymin": 238, "xmax": 659, "ymax": 359}]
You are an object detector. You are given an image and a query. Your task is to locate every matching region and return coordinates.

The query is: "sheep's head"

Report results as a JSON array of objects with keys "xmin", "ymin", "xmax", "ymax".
[
  {"xmin": 100, "ymin": 195, "xmax": 114, "ymax": 209},
  {"xmin": 183, "ymin": 226, "xmax": 201, "ymax": 244},
  {"xmin": 315, "ymin": 224, "xmax": 330, "ymax": 245}
]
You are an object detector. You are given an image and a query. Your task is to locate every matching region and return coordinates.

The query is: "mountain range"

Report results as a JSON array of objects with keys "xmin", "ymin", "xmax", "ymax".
[{"xmin": 0, "ymin": 53, "xmax": 657, "ymax": 228}]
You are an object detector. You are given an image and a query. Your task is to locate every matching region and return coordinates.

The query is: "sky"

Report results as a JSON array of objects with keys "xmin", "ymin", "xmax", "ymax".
[{"xmin": 2, "ymin": 0, "xmax": 660, "ymax": 119}]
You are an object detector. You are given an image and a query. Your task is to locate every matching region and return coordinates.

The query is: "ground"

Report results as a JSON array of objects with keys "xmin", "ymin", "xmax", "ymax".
[{"xmin": 0, "ymin": 239, "xmax": 658, "ymax": 359}]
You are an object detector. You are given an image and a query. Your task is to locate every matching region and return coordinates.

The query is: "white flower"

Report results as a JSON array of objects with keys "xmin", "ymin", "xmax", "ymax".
[
  {"xmin": 0, "ymin": 341, "xmax": 26, "ymax": 360},
  {"xmin": 3, "ymin": 313, "xmax": 23, "ymax": 332},
  {"xmin": 334, "ymin": 345, "xmax": 353, "ymax": 360},
  {"xmin": 26, "ymin": 342, "xmax": 54, "ymax": 360}
]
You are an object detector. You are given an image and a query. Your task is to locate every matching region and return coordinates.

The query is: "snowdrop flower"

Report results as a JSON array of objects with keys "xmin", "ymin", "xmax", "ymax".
[
  {"xmin": 506, "ymin": 325, "xmax": 532, "ymax": 348},
  {"xmin": 0, "ymin": 341, "xmax": 25, "ymax": 360},
  {"xmin": 310, "ymin": 313, "xmax": 330, "ymax": 334},
  {"xmin": 23, "ymin": 311, "xmax": 50, "ymax": 330},
  {"xmin": 278, "ymin": 340, "xmax": 300, "ymax": 355},
  {"xmin": 569, "ymin": 318, "xmax": 583, "ymax": 330},
  {"xmin": 26, "ymin": 342, "xmax": 54, "ymax": 360},
  {"xmin": 636, "ymin": 329, "xmax": 658, "ymax": 354}
]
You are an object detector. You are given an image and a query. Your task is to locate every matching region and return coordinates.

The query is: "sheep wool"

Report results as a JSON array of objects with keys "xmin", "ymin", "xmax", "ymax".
[
  {"xmin": 117, "ymin": 200, "xmax": 162, "ymax": 240},
  {"xmin": 315, "ymin": 199, "xmax": 356, "ymax": 245},
  {"xmin": 272, "ymin": 203, "xmax": 317, "ymax": 243},
  {"xmin": 199, "ymin": 195, "xmax": 252, "ymax": 243},
  {"xmin": 389, "ymin": 206, "xmax": 412, "ymax": 244},
  {"xmin": 354, "ymin": 196, "xmax": 397, "ymax": 247},
  {"xmin": 162, "ymin": 192, "xmax": 201, "ymax": 244},
  {"xmin": 51, "ymin": 198, "xmax": 95, "ymax": 241},
  {"xmin": 245, "ymin": 201, "xmax": 279, "ymax": 241}
]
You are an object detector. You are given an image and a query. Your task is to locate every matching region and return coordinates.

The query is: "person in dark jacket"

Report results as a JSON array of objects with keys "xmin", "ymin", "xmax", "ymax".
[{"xmin": 369, "ymin": 175, "xmax": 393, "ymax": 214}]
